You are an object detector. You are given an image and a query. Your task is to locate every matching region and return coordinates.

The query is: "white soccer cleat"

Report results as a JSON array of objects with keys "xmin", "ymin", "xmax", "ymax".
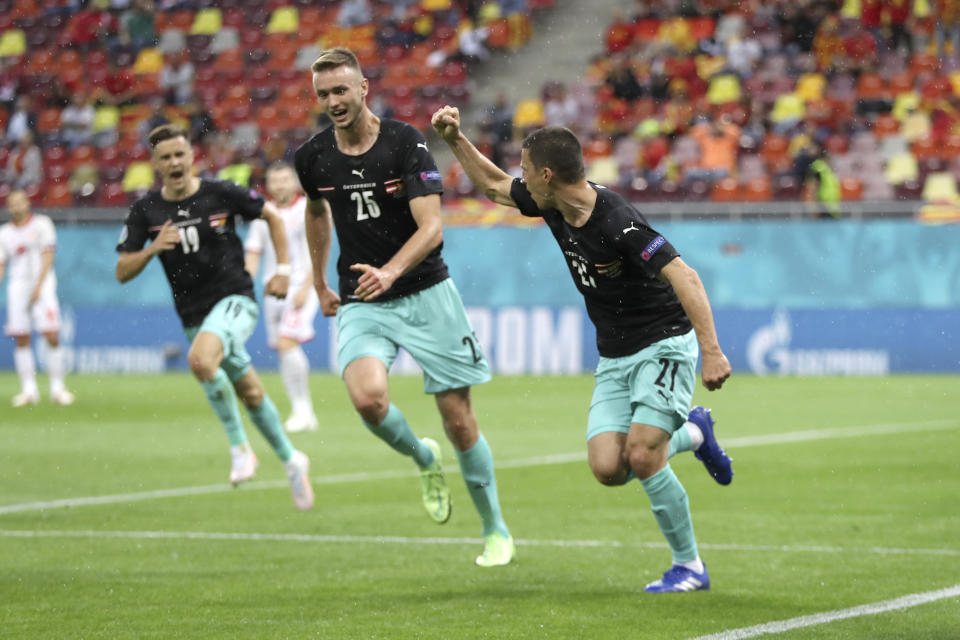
[
  {"xmin": 284, "ymin": 412, "xmax": 319, "ymax": 433},
  {"xmin": 229, "ymin": 443, "xmax": 259, "ymax": 486},
  {"xmin": 284, "ymin": 450, "xmax": 315, "ymax": 511},
  {"xmin": 12, "ymin": 391, "xmax": 39, "ymax": 407},
  {"xmin": 50, "ymin": 390, "xmax": 75, "ymax": 406}
]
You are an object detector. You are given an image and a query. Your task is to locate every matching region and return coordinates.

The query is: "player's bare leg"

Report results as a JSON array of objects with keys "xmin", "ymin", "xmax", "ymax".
[
  {"xmin": 437, "ymin": 386, "xmax": 513, "ymax": 566},
  {"xmin": 11, "ymin": 334, "xmax": 38, "ymax": 407},
  {"xmin": 344, "ymin": 356, "xmax": 447, "ymax": 521}
]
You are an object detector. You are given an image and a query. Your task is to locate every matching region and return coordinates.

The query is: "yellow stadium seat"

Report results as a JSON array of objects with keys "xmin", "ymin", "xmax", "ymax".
[
  {"xmin": 770, "ymin": 93, "xmax": 805, "ymax": 124},
  {"xmin": 266, "ymin": 7, "xmax": 299, "ymax": 34},
  {"xmin": 706, "ymin": 74, "xmax": 741, "ymax": 105},
  {"xmin": 0, "ymin": 29, "xmax": 26, "ymax": 57},
  {"xmin": 421, "ymin": 0, "xmax": 452, "ymax": 10},
  {"xmin": 892, "ymin": 92, "xmax": 920, "ymax": 121},
  {"xmin": 884, "ymin": 153, "xmax": 919, "ymax": 184},
  {"xmin": 190, "ymin": 8, "xmax": 222, "ymax": 35},
  {"xmin": 795, "ymin": 73, "xmax": 826, "ymax": 103},
  {"xmin": 512, "ymin": 98, "xmax": 545, "ymax": 130},
  {"xmin": 132, "ymin": 47, "xmax": 164, "ymax": 74},
  {"xmin": 217, "ymin": 163, "xmax": 252, "ymax": 187},
  {"xmin": 585, "ymin": 157, "xmax": 620, "ymax": 185},
  {"xmin": 922, "ymin": 172, "xmax": 960, "ymax": 203},
  {"xmin": 92, "ymin": 105, "xmax": 120, "ymax": 132},
  {"xmin": 123, "ymin": 161, "xmax": 155, "ymax": 192}
]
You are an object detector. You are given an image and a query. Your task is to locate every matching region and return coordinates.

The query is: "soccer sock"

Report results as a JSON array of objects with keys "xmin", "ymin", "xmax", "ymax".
[
  {"xmin": 245, "ymin": 393, "xmax": 294, "ymax": 462},
  {"xmin": 199, "ymin": 369, "xmax": 247, "ymax": 447},
  {"xmin": 46, "ymin": 345, "xmax": 66, "ymax": 395},
  {"xmin": 363, "ymin": 403, "xmax": 433, "ymax": 468},
  {"xmin": 667, "ymin": 423, "xmax": 703, "ymax": 458},
  {"xmin": 639, "ymin": 464, "xmax": 699, "ymax": 564},
  {"xmin": 455, "ymin": 433, "xmax": 509, "ymax": 537},
  {"xmin": 13, "ymin": 346, "xmax": 38, "ymax": 396},
  {"xmin": 279, "ymin": 346, "xmax": 313, "ymax": 416}
]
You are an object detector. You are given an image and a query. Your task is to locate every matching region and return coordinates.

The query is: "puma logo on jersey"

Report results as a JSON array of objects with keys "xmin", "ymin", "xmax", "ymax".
[
  {"xmin": 623, "ymin": 222, "xmax": 640, "ymax": 234},
  {"xmin": 351, "ymin": 169, "xmax": 366, "ymax": 179},
  {"xmin": 417, "ymin": 143, "xmax": 429, "ymax": 151},
  {"xmin": 177, "ymin": 209, "xmax": 190, "ymax": 218}
]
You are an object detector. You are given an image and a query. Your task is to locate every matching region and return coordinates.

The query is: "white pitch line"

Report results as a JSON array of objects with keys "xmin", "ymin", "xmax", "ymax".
[
  {"xmin": 1, "ymin": 529, "xmax": 958, "ymax": 558},
  {"xmin": 689, "ymin": 584, "xmax": 960, "ymax": 640},
  {"xmin": 0, "ymin": 419, "xmax": 955, "ymax": 516}
]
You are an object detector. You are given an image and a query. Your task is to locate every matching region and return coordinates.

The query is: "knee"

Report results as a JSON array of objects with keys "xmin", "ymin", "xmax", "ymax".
[
  {"xmin": 238, "ymin": 384, "xmax": 263, "ymax": 409},
  {"xmin": 352, "ymin": 390, "xmax": 388, "ymax": 424},
  {"xmin": 441, "ymin": 412, "xmax": 475, "ymax": 449},
  {"xmin": 187, "ymin": 351, "xmax": 218, "ymax": 382},
  {"xmin": 627, "ymin": 442, "xmax": 664, "ymax": 480},
  {"xmin": 590, "ymin": 459, "xmax": 631, "ymax": 486}
]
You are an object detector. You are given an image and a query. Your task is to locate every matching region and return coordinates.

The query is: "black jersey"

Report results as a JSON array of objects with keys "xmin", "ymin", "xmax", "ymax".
[
  {"xmin": 510, "ymin": 179, "xmax": 692, "ymax": 358},
  {"xmin": 117, "ymin": 178, "xmax": 264, "ymax": 327},
  {"xmin": 293, "ymin": 118, "xmax": 449, "ymax": 304}
]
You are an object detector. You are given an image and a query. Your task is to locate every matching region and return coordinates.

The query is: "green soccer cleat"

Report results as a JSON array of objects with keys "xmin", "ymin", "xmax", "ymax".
[
  {"xmin": 476, "ymin": 532, "xmax": 515, "ymax": 567},
  {"xmin": 419, "ymin": 437, "xmax": 451, "ymax": 524}
]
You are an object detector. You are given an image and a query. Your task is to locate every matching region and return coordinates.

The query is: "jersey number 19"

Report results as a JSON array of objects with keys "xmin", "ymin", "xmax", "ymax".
[{"xmin": 179, "ymin": 225, "xmax": 200, "ymax": 254}]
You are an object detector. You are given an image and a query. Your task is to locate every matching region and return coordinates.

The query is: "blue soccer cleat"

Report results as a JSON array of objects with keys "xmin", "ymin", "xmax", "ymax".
[
  {"xmin": 644, "ymin": 564, "xmax": 710, "ymax": 593},
  {"xmin": 689, "ymin": 406, "xmax": 734, "ymax": 486}
]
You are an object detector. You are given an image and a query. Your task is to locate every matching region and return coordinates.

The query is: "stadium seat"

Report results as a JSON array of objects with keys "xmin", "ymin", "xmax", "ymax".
[
  {"xmin": 122, "ymin": 162, "xmax": 155, "ymax": 192},
  {"xmin": 711, "ymin": 177, "xmax": 740, "ymax": 202},
  {"xmin": 132, "ymin": 48, "xmax": 164, "ymax": 74},
  {"xmin": 190, "ymin": 8, "xmax": 221, "ymax": 35},
  {"xmin": 706, "ymin": 74, "xmax": 741, "ymax": 105},
  {"xmin": 840, "ymin": 177, "xmax": 863, "ymax": 201},
  {"xmin": 741, "ymin": 176, "xmax": 772, "ymax": 202},
  {"xmin": 513, "ymin": 98, "xmax": 546, "ymax": 130},
  {"xmin": 266, "ymin": 7, "xmax": 298, "ymax": 34},
  {"xmin": 0, "ymin": 28, "xmax": 26, "ymax": 57},
  {"xmin": 99, "ymin": 181, "xmax": 127, "ymax": 206},
  {"xmin": 43, "ymin": 182, "xmax": 71, "ymax": 207},
  {"xmin": 885, "ymin": 153, "xmax": 919, "ymax": 184},
  {"xmin": 894, "ymin": 179, "xmax": 924, "ymax": 201}
]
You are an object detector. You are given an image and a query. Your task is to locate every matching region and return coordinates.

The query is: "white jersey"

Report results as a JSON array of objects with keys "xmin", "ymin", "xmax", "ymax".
[
  {"xmin": 0, "ymin": 214, "xmax": 57, "ymax": 293},
  {"xmin": 244, "ymin": 195, "xmax": 311, "ymax": 289}
]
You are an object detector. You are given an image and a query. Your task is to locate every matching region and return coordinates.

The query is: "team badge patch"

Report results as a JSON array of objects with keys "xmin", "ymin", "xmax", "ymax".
[{"xmin": 641, "ymin": 235, "xmax": 666, "ymax": 261}]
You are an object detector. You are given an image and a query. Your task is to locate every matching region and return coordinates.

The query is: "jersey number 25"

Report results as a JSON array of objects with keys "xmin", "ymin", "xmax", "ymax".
[{"xmin": 351, "ymin": 190, "xmax": 381, "ymax": 220}]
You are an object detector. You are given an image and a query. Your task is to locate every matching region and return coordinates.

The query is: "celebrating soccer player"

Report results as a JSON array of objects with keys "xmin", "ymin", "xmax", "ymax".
[
  {"xmin": 296, "ymin": 47, "xmax": 514, "ymax": 566},
  {"xmin": 116, "ymin": 124, "xmax": 314, "ymax": 511},
  {"xmin": 0, "ymin": 190, "xmax": 74, "ymax": 407},
  {"xmin": 433, "ymin": 105, "xmax": 735, "ymax": 591},
  {"xmin": 245, "ymin": 162, "xmax": 320, "ymax": 434}
]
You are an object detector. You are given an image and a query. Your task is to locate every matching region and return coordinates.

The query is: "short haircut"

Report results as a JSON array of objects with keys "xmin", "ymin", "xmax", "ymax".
[
  {"xmin": 521, "ymin": 126, "xmax": 585, "ymax": 184},
  {"xmin": 266, "ymin": 161, "xmax": 294, "ymax": 175},
  {"xmin": 311, "ymin": 47, "xmax": 362, "ymax": 75},
  {"xmin": 148, "ymin": 124, "xmax": 190, "ymax": 148}
]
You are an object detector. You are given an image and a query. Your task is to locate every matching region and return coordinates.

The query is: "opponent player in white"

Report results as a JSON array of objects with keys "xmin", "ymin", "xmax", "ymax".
[
  {"xmin": 1, "ymin": 190, "xmax": 74, "ymax": 407},
  {"xmin": 245, "ymin": 162, "xmax": 320, "ymax": 433}
]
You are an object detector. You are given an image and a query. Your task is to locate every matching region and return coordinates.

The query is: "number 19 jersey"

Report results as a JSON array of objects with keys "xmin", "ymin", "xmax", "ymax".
[{"xmin": 294, "ymin": 119, "xmax": 449, "ymax": 304}]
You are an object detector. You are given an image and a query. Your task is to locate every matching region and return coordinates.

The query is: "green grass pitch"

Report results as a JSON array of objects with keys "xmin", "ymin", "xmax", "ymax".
[{"xmin": 1, "ymin": 373, "xmax": 958, "ymax": 639}]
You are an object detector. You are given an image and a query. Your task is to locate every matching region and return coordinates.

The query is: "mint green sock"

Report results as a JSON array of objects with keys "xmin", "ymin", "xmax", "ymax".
[
  {"xmin": 246, "ymin": 394, "xmax": 294, "ymax": 462},
  {"xmin": 200, "ymin": 369, "xmax": 247, "ymax": 447},
  {"xmin": 639, "ymin": 464, "xmax": 699, "ymax": 564},
  {"xmin": 668, "ymin": 425, "xmax": 694, "ymax": 459},
  {"xmin": 455, "ymin": 433, "xmax": 509, "ymax": 538},
  {"xmin": 363, "ymin": 403, "xmax": 432, "ymax": 468}
]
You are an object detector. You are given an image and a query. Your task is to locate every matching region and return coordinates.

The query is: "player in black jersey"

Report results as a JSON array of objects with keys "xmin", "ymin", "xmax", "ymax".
[
  {"xmin": 296, "ymin": 47, "xmax": 513, "ymax": 566},
  {"xmin": 434, "ymin": 106, "xmax": 735, "ymax": 592},
  {"xmin": 115, "ymin": 124, "xmax": 314, "ymax": 511}
]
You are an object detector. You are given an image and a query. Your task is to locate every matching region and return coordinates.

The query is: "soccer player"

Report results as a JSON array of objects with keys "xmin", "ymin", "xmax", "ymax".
[
  {"xmin": 116, "ymin": 124, "xmax": 314, "ymax": 511},
  {"xmin": 432, "ymin": 106, "xmax": 735, "ymax": 592},
  {"xmin": 296, "ymin": 47, "xmax": 514, "ymax": 566},
  {"xmin": 0, "ymin": 190, "xmax": 74, "ymax": 407},
  {"xmin": 244, "ymin": 161, "xmax": 319, "ymax": 433}
]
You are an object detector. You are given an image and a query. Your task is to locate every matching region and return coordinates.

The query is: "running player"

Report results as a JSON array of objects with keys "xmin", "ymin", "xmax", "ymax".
[
  {"xmin": 0, "ymin": 189, "xmax": 74, "ymax": 407},
  {"xmin": 433, "ymin": 106, "xmax": 735, "ymax": 591},
  {"xmin": 116, "ymin": 124, "xmax": 314, "ymax": 511},
  {"xmin": 296, "ymin": 47, "xmax": 513, "ymax": 566},
  {"xmin": 245, "ymin": 161, "xmax": 319, "ymax": 434}
]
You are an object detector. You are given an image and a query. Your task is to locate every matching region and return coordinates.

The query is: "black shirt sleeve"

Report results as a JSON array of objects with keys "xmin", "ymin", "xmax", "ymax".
[
  {"xmin": 401, "ymin": 125, "xmax": 443, "ymax": 200},
  {"xmin": 294, "ymin": 142, "xmax": 320, "ymax": 201},
  {"xmin": 116, "ymin": 202, "xmax": 148, "ymax": 252},
  {"xmin": 218, "ymin": 180, "xmax": 265, "ymax": 221},
  {"xmin": 611, "ymin": 207, "xmax": 680, "ymax": 275},
  {"xmin": 509, "ymin": 178, "xmax": 542, "ymax": 217}
]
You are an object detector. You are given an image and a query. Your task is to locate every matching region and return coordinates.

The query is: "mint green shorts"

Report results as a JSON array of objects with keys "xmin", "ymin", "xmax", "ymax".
[
  {"xmin": 336, "ymin": 278, "xmax": 491, "ymax": 394},
  {"xmin": 586, "ymin": 330, "xmax": 698, "ymax": 441},
  {"xmin": 184, "ymin": 294, "xmax": 259, "ymax": 383}
]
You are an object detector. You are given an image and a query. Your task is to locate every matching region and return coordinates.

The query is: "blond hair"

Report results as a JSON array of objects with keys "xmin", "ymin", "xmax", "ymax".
[{"xmin": 311, "ymin": 47, "xmax": 362, "ymax": 74}]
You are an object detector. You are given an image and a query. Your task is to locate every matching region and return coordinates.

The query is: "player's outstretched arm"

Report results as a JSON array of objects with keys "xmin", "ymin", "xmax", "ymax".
[
  {"xmin": 431, "ymin": 105, "xmax": 516, "ymax": 207},
  {"xmin": 659, "ymin": 257, "xmax": 731, "ymax": 391},
  {"xmin": 261, "ymin": 202, "xmax": 290, "ymax": 299},
  {"xmin": 304, "ymin": 197, "xmax": 340, "ymax": 316},
  {"xmin": 116, "ymin": 219, "xmax": 179, "ymax": 283}
]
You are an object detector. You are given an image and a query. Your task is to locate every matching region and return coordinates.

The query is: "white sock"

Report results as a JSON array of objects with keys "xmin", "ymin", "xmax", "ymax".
[
  {"xmin": 47, "ymin": 345, "xmax": 66, "ymax": 395},
  {"xmin": 683, "ymin": 421, "xmax": 705, "ymax": 450},
  {"xmin": 14, "ymin": 346, "xmax": 38, "ymax": 396},
  {"xmin": 279, "ymin": 346, "xmax": 313, "ymax": 416},
  {"xmin": 681, "ymin": 557, "xmax": 705, "ymax": 574}
]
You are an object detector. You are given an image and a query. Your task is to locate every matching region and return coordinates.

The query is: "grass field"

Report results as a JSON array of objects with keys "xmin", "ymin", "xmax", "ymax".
[{"xmin": 1, "ymin": 372, "xmax": 958, "ymax": 639}]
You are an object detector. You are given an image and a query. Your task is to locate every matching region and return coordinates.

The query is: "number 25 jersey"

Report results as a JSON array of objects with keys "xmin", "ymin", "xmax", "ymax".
[{"xmin": 294, "ymin": 119, "xmax": 449, "ymax": 304}]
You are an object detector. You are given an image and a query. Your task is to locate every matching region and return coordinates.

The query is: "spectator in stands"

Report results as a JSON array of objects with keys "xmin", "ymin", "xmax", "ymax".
[
  {"xmin": 6, "ymin": 131, "xmax": 44, "ymax": 190},
  {"xmin": 0, "ymin": 60, "xmax": 18, "ymax": 115},
  {"xmin": 935, "ymin": 0, "xmax": 960, "ymax": 59},
  {"xmin": 337, "ymin": 0, "xmax": 372, "ymax": 27},
  {"xmin": 543, "ymin": 81, "xmax": 580, "ymax": 129},
  {"xmin": 452, "ymin": 19, "xmax": 490, "ymax": 63},
  {"xmin": 121, "ymin": 0, "xmax": 158, "ymax": 52},
  {"xmin": 725, "ymin": 34, "xmax": 762, "ymax": 78},
  {"xmin": 184, "ymin": 100, "xmax": 217, "ymax": 145},
  {"xmin": 843, "ymin": 20, "xmax": 878, "ymax": 74},
  {"xmin": 6, "ymin": 96, "xmax": 37, "ymax": 144},
  {"xmin": 686, "ymin": 115, "xmax": 740, "ymax": 183},
  {"xmin": 886, "ymin": 0, "xmax": 912, "ymax": 54},
  {"xmin": 606, "ymin": 55, "xmax": 644, "ymax": 102},
  {"xmin": 160, "ymin": 51, "xmax": 195, "ymax": 106},
  {"xmin": 795, "ymin": 140, "xmax": 840, "ymax": 218},
  {"xmin": 138, "ymin": 97, "xmax": 170, "ymax": 144},
  {"xmin": 99, "ymin": 58, "xmax": 137, "ymax": 107},
  {"xmin": 63, "ymin": 0, "xmax": 119, "ymax": 51},
  {"xmin": 60, "ymin": 91, "xmax": 96, "ymax": 148},
  {"xmin": 481, "ymin": 92, "xmax": 514, "ymax": 167}
]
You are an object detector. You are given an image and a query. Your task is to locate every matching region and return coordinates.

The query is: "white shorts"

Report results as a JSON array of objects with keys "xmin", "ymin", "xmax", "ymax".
[
  {"xmin": 4, "ymin": 282, "xmax": 61, "ymax": 337},
  {"xmin": 263, "ymin": 288, "xmax": 319, "ymax": 349}
]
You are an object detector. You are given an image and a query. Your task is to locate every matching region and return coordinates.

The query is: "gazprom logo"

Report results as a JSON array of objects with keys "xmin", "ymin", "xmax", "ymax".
[{"xmin": 641, "ymin": 235, "xmax": 666, "ymax": 261}]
